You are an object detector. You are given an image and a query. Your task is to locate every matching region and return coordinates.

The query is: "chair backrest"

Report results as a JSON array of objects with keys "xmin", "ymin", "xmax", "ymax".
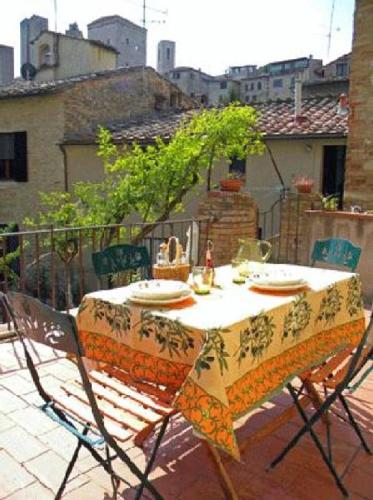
[
  {"xmin": 4, "ymin": 291, "xmax": 82, "ymax": 356},
  {"xmin": 311, "ymin": 238, "xmax": 361, "ymax": 272},
  {"xmin": 92, "ymin": 244, "xmax": 151, "ymax": 279}
]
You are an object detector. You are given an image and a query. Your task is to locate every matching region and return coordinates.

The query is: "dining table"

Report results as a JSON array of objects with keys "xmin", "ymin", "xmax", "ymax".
[{"xmin": 76, "ymin": 263, "xmax": 366, "ymax": 460}]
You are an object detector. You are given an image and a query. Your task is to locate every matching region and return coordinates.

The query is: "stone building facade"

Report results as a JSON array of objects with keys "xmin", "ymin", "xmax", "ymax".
[
  {"xmin": 0, "ymin": 67, "xmax": 193, "ymax": 225},
  {"xmin": 344, "ymin": 0, "xmax": 373, "ymax": 207},
  {"xmin": 0, "ymin": 46, "xmax": 14, "ymax": 86},
  {"xmin": 88, "ymin": 16, "xmax": 146, "ymax": 68},
  {"xmin": 31, "ymin": 31, "xmax": 118, "ymax": 81}
]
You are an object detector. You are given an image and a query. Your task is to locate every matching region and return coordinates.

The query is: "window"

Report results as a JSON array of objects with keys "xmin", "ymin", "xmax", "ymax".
[
  {"xmin": 294, "ymin": 60, "xmax": 308, "ymax": 70},
  {"xmin": 126, "ymin": 38, "xmax": 130, "ymax": 45},
  {"xmin": 336, "ymin": 63, "xmax": 348, "ymax": 77},
  {"xmin": 245, "ymin": 95, "xmax": 249, "ymax": 102},
  {"xmin": 245, "ymin": 84, "xmax": 249, "ymax": 91},
  {"xmin": 173, "ymin": 72, "xmax": 180, "ymax": 79},
  {"xmin": 252, "ymin": 95, "xmax": 257, "ymax": 101},
  {"xmin": 250, "ymin": 83, "xmax": 254, "ymax": 91},
  {"xmin": 273, "ymin": 78, "xmax": 283, "ymax": 88},
  {"xmin": 257, "ymin": 81, "xmax": 262, "ymax": 90},
  {"xmin": 220, "ymin": 81, "xmax": 227, "ymax": 89},
  {"xmin": 190, "ymin": 72, "xmax": 194, "ymax": 80},
  {"xmin": 166, "ymin": 47, "xmax": 170, "ymax": 60},
  {"xmin": 229, "ymin": 156, "xmax": 246, "ymax": 176},
  {"xmin": 0, "ymin": 133, "xmax": 28, "ymax": 182},
  {"xmin": 39, "ymin": 44, "xmax": 51, "ymax": 66}
]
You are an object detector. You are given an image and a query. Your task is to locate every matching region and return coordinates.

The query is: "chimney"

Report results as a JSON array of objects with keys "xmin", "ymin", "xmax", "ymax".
[
  {"xmin": 336, "ymin": 93, "xmax": 349, "ymax": 115},
  {"xmin": 294, "ymin": 78, "xmax": 302, "ymax": 121}
]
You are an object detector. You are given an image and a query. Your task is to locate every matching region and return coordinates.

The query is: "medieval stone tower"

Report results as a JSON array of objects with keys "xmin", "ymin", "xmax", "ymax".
[
  {"xmin": 0, "ymin": 45, "xmax": 14, "ymax": 86},
  {"xmin": 157, "ymin": 40, "xmax": 175, "ymax": 75},
  {"xmin": 88, "ymin": 15, "xmax": 146, "ymax": 68},
  {"xmin": 20, "ymin": 15, "xmax": 49, "ymax": 68}
]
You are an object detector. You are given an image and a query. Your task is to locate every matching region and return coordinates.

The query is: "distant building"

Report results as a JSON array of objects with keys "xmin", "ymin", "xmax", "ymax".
[
  {"xmin": 88, "ymin": 15, "xmax": 146, "ymax": 67},
  {"xmin": 322, "ymin": 53, "xmax": 351, "ymax": 79},
  {"xmin": 157, "ymin": 40, "xmax": 175, "ymax": 75},
  {"xmin": 228, "ymin": 65, "xmax": 257, "ymax": 80},
  {"xmin": 0, "ymin": 45, "xmax": 14, "ymax": 86},
  {"xmin": 65, "ymin": 22, "xmax": 83, "ymax": 39},
  {"xmin": 165, "ymin": 67, "xmax": 214, "ymax": 105},
  {"xmin": 20, "ymin": 15, "xmax": 48, "ymax": 68},
  {"xmin": 0, "ymin": 66, "xmax": 193, "ymax": 225},
  {"xmin": 31, "ymin": 31, "xmax": 118, "ymax": 81},
  {"xmin": 207, "ymin": 77, "xmax": 241, "ymax": 105},
  {"xmin": 240, "ymin": 56, "xmax": 322, "ymax": 103}
]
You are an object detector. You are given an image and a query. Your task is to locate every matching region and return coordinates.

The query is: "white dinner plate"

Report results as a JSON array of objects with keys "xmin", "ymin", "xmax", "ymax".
[
  {"xmin": 128, "ymin": 280, "xmax": 190, "ymax": 300},
  {"xmin": 128, "ymin": 290, "xmax": 192, "ymax": 306},
  {"xmin": 250, "ymin": 282, "xmax": 308, "ymax": 292}
]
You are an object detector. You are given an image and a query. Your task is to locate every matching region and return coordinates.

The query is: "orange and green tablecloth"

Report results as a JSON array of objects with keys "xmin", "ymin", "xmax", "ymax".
[{"xmin": 76, "ymin": 264, "xmax": 365, "ymax": 459}]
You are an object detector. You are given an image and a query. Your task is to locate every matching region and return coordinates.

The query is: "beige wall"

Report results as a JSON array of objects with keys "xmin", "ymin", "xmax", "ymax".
[
  {"xmin": 0, "ymin": 94, "xmax": 65, "ymax": 225},
  {"xmin": 34, "ymin": 32, "xmax": 117, "ymax": 82},
  {"xmin": 246, "ymin": 137, "xmax": 347, "ymax": 214}
]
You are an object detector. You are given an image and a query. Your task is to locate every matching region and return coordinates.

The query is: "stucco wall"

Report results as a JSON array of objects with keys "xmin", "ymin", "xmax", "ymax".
[
  {"xmin": 34, "ymin": 33, "xmax": 117, "ymax": 82},
  {"xmin": 246, "ymin": 137, "xmax": 347, "ymax": 214},
  {"xmin": 0, "ymin": 94, "xmax": 65, "ymax": 225}
]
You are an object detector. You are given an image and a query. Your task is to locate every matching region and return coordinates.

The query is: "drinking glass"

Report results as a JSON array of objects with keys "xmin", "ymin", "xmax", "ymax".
[
  {"xmin": 231, "ymin": 259, "xmax": 246, "ymax": 284},
  {"xmin": 192, "ymin": 266, "xmax": 213, "ymax": 294}
]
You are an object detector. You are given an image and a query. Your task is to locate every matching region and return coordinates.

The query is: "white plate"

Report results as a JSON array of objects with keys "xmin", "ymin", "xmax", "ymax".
[
  {"xmin": 128, "ymin": 290, "xmax": 192, "ymax": 306},
  {"xmin": 251, "ymin": 272, "xmax": 306, "ymax": 287},
  {"xmin": 250, "ymin": 282, "xmax": 308, "ymax": 292},
  {"xmin": 129, "ymin": 280, "xmax": 190, "ymax": 300}
]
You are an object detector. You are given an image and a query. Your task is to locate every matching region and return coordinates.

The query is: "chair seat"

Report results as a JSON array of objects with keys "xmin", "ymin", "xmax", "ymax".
[{"xmin": 53, "ymin": 367, "xmax": 176, "ymax": 447}]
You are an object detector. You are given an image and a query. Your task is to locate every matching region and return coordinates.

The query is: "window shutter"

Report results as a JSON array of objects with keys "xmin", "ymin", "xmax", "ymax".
[{"xmin": 14, "ymin": 132, "xmax": 28, "ymax": 182}]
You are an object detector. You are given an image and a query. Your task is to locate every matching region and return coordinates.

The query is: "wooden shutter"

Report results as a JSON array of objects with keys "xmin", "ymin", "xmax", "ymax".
[{"xmin": 14, "ymin": 132, "xmax": 28, "ymax": 182}]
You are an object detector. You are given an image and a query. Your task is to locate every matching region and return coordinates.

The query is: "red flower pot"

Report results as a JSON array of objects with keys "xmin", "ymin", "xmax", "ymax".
[{"xmin": 219, "ymin": 179, "xmax": 244, "ymax": 192}]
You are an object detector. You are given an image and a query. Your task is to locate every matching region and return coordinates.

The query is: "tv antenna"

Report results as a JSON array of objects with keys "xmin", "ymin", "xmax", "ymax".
[
  {"xmin": 142, "ymin": 0, "xmax": 167, "ymax": 28},
  {"xmin": 53, "ymin": 0, "xmax": 58, "ymax": 32},
  {"xmin": 326, "ymin": 0, "xmax": 336, "ymax": 59}
]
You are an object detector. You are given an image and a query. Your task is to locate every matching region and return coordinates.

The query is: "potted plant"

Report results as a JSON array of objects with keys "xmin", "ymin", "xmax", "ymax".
[
  {"xmin": 219, "ymin": 172, "xmax": 244, "ymax": 192},
  {"xmin": 292, "ymin": 174, "xmax": 314, "ymax": 194},
  {"xmin": 321, "ymin": 194, "xmax": 339, "ymax": 211}
]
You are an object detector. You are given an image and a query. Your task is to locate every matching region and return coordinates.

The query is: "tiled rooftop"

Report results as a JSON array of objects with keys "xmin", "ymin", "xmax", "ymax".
[
  {"xmin": 0, "ymin": 340, "xmax": 371, "ymax": 499},
  {"xmin": 63, "ymin": 96, "xmax": 348, "ymax": 145}
]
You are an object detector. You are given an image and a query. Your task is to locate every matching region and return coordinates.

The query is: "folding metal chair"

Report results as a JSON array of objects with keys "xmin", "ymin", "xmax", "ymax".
[
  {"xmin": 92, "ymin": 244, "xmax": 152, "ymax": 288},
  {"xmin": 2, "ymin": 291, "xmax": 175, "ymax": 500},
  {"xmin": 269, "ymin": 312, "xmax": 373, "ymax": 498},
  {"xmin": 311, "ymin": 238, "xmax": 361, "ymax": 272}
]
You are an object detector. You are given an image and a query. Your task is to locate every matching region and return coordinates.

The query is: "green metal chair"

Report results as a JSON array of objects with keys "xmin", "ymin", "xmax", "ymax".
[
  {"xmin": 2, "ymin": 291, "xmax": 174, "ymax": 500},
  {"xmin": 311, "ymin": 238, "xmax": 361, "ymax": 272},
  {"xmin": 92, "ymin": 244, "xmax": 152, "ymax": 287}
]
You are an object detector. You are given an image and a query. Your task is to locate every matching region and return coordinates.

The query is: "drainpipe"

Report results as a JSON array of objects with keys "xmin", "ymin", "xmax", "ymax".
[{"xmin": 58, "ymin": 143, "xmax": 69, "ymax": 192}]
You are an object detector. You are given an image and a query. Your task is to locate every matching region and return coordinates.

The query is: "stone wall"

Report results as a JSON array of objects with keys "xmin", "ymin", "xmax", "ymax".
[
  {"xmin": 63, "ymin": 67, "xmax": 193, "ymax": 134},
  {"xmin": 197, "ymin": 191, "xmax": 257, "ymax": 266},
  {"xmin": 344, "ymin": 0, "xmax": 373, "ymax": 207}
]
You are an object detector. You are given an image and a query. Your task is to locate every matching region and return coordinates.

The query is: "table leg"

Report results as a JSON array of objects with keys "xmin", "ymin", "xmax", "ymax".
[{"xmin": 202, "ymin": 441, "xmax": 239, "ymax": 500}]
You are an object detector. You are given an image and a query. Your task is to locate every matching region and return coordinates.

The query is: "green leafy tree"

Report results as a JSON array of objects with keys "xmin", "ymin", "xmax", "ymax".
[{"xmin": 28, "ymin": 103, "xmax": 264, "ymax": 243}]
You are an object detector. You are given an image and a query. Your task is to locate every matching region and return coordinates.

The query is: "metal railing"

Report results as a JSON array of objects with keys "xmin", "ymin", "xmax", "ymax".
[{"xmin": 0, "ymin": 218, "xmax": 210, "ymax": 318}]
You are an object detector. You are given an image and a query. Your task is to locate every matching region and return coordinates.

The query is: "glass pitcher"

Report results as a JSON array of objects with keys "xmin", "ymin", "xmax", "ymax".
[{"xmin": 234, "ymin": 238, "xmax": 272, "ymax": 276}]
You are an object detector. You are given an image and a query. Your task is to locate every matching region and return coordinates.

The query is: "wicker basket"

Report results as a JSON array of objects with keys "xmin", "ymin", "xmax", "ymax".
[{"xmin": 153, "ymin": 264, "xmax": 190, "ymax": 282}]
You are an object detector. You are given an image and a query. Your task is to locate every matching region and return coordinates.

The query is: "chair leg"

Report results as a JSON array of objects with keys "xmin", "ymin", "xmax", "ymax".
[
  {"xmin": 270, "ymin": 384, "xmax": 349, "ymax": 499},
  {"xmin": 304, "ymin": 378, "xmax": 329, "ymax": 425},
  {"xmin": 338, "ymin": 394, "xmax": 372, "ymax": 455},
  {"xmin": 323, "ymin": 386, "xmax": 333, "ymax": 462},
  {"xmin": 106, "ymin": 444, "xmax": 119, "ymax": 499},
  {"xmin": 203, "ymin": 441, "xmax": 239, "ymax": 500},
  {"xmin": 55, "ymin": 426, "xmax": 88, "ymax": 500},
  {"xmin": 135, "ymin": 416, "xmax": 170, "ymax": 500}
]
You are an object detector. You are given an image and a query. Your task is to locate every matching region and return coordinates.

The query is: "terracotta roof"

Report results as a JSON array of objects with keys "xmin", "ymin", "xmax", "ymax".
[
  {"xmin": 63, "ymin": 96, "xmax": 348, "ymax": 145},
  {"xmin": 0, "ymin": 66, "xmax": 162, "ymax": 99}
]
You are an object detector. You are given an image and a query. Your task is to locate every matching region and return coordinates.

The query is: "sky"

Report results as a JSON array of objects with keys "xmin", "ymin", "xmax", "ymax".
[{"xmin": 0, "ymin": 0, "xmax": 355, "ymax": 76}]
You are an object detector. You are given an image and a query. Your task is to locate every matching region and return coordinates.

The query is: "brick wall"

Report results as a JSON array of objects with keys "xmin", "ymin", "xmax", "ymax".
[
  {"xmin": 278, "ymin": 193, "xmax": 322, "ymax": 264},
  {"xmin": 63, "ymin": 67, "xmax": 193, "ymax": 134},
  {"xmin": 197, "ymin": 191, "xmax": 257, "ymax": 266},
  {"xmin": 344, "ymin": 0, "xmax": 373, "ymax": 207}
]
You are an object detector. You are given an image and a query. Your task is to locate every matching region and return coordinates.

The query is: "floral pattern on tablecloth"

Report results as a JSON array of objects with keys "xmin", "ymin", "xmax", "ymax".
[{"xmin": 77, "ymin": 272, "xmax": 366, "ymax": 459}]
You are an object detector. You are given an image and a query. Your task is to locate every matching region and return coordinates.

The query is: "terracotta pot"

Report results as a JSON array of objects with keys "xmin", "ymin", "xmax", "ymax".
[
  {"xmin": 295, "ymin": 184, "xmax": 313, "ymax": 194},
  {"xmin": 219, "ymin": 179, "xmax": 244, "ymax": 192}
]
